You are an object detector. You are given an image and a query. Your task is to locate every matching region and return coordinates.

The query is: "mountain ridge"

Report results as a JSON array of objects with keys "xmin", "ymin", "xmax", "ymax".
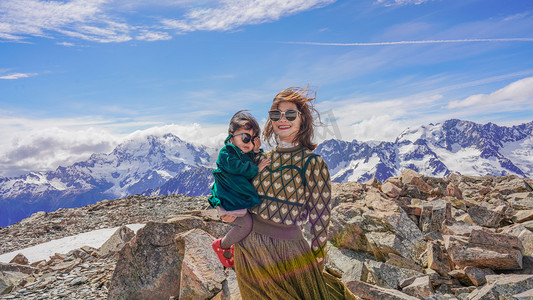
[{"xmin": 1, "ymin": 119, "xmax": 532, "ymax": 227}]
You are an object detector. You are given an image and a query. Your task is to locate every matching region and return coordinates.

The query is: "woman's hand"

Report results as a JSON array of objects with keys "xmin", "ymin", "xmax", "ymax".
[
  {"xmin": 258, "ymin": 158, "xmax": 271, "ymax": 172},
  {"xmin": 221, "ymin": 215, "xmax": 237, "ymax": 223}
]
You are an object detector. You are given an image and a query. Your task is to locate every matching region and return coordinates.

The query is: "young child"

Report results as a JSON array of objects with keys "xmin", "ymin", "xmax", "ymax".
[{"xmin": 208, "ymin": 110, "xmax": 271, "ymax": 268}]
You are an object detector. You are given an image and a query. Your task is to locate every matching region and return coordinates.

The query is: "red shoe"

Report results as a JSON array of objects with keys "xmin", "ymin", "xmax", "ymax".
[{"xmin": 212, "ymin": 238, "xmax": 234, "ymax": 268}]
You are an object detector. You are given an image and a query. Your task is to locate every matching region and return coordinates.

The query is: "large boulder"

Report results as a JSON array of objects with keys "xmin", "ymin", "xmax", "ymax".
[
  {"xmin": 175, "ymin": 229, "xmax": 225, "ymax": 299},
  {"xmin": 107, "ymin": 221, "xmax": 185, "ymax": 300},
  {"xmin": 108, "ymin": 214, "xmax": 230, "ymax": 300},
  {"xmin": 444, "ymin": 230, "xmax": 524, "ymax": 270}
]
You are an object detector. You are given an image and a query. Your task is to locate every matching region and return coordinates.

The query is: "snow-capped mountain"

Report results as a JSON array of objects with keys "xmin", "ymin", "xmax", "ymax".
[
  {"xmin": 0, "ymin": 134, "xmax": 217, "ymax": 227},
  {"xmin": 1, "ymin": 119, "xmax": 532, "ymax": 227},
  {"xmin": 316, "ymin": 119, "xmax": 533, "ymax": 183}
]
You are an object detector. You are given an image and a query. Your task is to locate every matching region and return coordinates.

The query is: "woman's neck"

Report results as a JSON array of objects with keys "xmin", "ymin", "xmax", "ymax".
[{"xmin": 278, "ymin": 140, "xmax": 298, "ymax": 148}]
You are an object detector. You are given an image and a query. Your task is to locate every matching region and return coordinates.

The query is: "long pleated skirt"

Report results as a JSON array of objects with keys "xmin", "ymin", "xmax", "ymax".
[{"xmin": 233, "ymin": 215, "xmax": 357, "ymax": 300}]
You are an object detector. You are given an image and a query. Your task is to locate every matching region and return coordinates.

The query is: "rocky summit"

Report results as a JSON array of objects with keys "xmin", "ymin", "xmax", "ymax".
[{"xmin": 1, "ymin": 170, "xmax": 533, "ymax": 300}]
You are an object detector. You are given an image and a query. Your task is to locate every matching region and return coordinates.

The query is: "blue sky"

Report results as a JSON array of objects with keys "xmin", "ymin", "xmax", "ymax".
[{"xmin": 1, "ymin": 0, "xmax": 533, "ymax": 177}]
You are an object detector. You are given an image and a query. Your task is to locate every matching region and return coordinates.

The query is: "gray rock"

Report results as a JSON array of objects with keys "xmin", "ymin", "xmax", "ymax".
[
  {"xmin": 97, "ymin": 225, "xmax": 135, "ymax": 257},
  {"xmin": 468, "ymin": 274, "xmax": 533, "ymax": 300},
  {"xmin": 361, "ymin": 259, "xmax": 423, "ymax": 289}
]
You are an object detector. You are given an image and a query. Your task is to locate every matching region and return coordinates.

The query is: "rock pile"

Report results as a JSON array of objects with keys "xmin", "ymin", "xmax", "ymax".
[
  {"xmin": 0, "ymin": 226, "xmax": 134, "ymax": 299},
  {"xmin": 326, "ymin": 170, "xmax": 533, "ymax": 299},
  {"xmin": 1, "ymin": 170, "xmax": 532, "ymax": 299}
]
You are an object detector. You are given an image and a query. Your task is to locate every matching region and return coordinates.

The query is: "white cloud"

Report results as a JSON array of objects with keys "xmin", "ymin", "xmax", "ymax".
[
  {"xmin": 0, "ymin": 115, "xmax": 227, "ymax": 177},
  {"xmin": 57, "ymin": 41, "xmax": 75, "ymax": 47},
  {"xmin": 136, "ymin": 30, "xmax": 172, "ymax": 42},
  {"xmin": 0, "ymin": 127, "xmax": 118, "ymax": 177},
  {"xmin": 375, "ymin": 0, "xmax": 430, "ymax": 6},
  {"xmin": 0, "ymin": 72, "xmax": 38, "ymax": 79},
  {"xmin": 447, "ymin": 76, "xmax": 533, "ymax": 109},
  {"xmin": 284, "ymin": 38, "xmax": 533, "ymax": 47},
  {"xmin": 125, "ymin": 124, "xmax": 227, "ymax": 148},
  {"xmin": 1, "ymin": 0, "xmax": 336, "ymax": 42},
  {"xmin": 161, "ymin": 0, "xmax": 335, "ymax": 32},
  {"xmin": 0, "ymin": 0, "xmax": 132, "ymax": 42}
]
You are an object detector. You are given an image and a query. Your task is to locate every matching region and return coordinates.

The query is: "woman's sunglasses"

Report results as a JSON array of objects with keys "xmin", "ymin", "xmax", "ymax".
[
  {"xmin": 231, "ymin": 133, "xmax": 256, "ymax": 144},
  {"xmin": 268, "ymin": 109, "xmax": 300, "ymax": 121}
]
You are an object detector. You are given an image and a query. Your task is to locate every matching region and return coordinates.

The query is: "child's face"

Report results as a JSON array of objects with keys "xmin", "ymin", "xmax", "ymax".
[{"xmin": 231, "ymin": 128, "xmax": 255, "ymax": 153}]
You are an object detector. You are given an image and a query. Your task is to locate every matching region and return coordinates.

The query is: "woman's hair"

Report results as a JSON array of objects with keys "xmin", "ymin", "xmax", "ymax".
[
  {"xmin": 263, "ymin": 87, "xmax": 320, "ymax": 150},
  {"xmin": 228, "ymin": 110, "xmax": 261, "ymax": 136}
]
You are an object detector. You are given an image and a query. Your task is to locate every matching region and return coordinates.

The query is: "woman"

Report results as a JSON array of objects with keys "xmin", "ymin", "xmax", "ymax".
[{"xmin": 223, "ymin": 87, "xmax": 356, "ymax": 299}]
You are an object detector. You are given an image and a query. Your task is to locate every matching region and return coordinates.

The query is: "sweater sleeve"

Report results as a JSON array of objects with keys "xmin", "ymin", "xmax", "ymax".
[
  {"xmin": 305, "ymin": 155, "xmax": 331, "ymax": 267},
  {"xmin": 218, "ymin": 146, "xmax": 259, "ymax": 180}
]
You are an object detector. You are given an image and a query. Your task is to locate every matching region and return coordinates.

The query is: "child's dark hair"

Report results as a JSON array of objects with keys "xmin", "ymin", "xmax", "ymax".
[{"xmin": 228, "ymin": 110, "xmax": 260, "ymax": 136}]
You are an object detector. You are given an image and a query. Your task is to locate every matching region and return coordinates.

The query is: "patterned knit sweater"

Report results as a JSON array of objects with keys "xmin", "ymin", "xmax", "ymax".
[{"xmin": 249, "ymin": 146, "xmax": 331, "ymax": 263}]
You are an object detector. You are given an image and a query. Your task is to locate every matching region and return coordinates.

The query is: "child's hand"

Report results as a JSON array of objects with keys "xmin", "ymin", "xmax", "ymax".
[
  {"xmin": 253, "ymin": 136, "xmax": 261, "ymax": 153},
  {"xmin": 258, "ymin": 158, "xmax": 271, "ymax": 172}
]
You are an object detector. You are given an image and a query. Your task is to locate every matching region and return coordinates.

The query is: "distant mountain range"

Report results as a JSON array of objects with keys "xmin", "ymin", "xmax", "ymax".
[{"xmin": 1, "ymin": 119, "xmax": 532, "ymax": 227}]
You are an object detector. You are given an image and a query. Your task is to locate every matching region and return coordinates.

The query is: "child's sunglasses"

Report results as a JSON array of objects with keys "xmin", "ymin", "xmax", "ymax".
[
  {"xmin": 231, "ymin": 133, "xmax": 256, "ymax": 144},
  {"xmin": 268, "ymin": 109, "xmax": 300, "ymax": 122}
]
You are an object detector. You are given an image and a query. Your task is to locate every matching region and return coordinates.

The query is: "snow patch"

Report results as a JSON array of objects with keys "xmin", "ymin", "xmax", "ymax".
[{"xmin": 0, "ymin": 224, "xmax": 145, "ymax": 264}]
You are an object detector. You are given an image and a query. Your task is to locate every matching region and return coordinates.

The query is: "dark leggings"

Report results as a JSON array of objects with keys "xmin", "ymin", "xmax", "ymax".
[{"xmin": 220, "ymin": 212, "xmax": 253, "ymax": 249}]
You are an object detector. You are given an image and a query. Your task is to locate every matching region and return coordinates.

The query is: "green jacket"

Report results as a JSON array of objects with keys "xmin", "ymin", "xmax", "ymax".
[{"xmin": 208, "ymin": 141, "xmax": 262, "ymax": 211}]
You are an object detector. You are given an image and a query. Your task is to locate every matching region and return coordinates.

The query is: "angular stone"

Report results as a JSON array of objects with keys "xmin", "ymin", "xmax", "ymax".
[
  {"xmin": 514, "ymin": 288, "xmax": 533, "ymax": 299},
  {"xmin": 0, "ymin": 271, "xmax": 28, "ymax": 295},
  {"xmin": 9, "ymin": 253, "xmax": 29, "ymax": 265},
  {"xmin": 427, "ymin": 241, "xmax": 453, "ymax": 277},
  {"xmin": 329, "ymin": 204, "xmax": 373, "ymax": 255},
  {"xmin": 386, "ymin": 253, "xmax": 425, "ymax": 273},
  {"xmin": 361, "ymin": 259, "xmax": 423, "ymax": 289},
  {"xmin": 515, "ymin": 209, "xmax": 533, "ymax": 223},
  {"xmin": 469, "ymin": 229, "xmax": 524, "ymax": 252},
  {"xmin": 494, "ymin": 178, "xmax": 532, "ymax": 195},
  {"xmin": 402, "ymin": 275, "xmax": 433, "ymax": 298},
  {"xmin": 420, "ymin": 200, "xmax": 452, "ymax": 235},
  {"xmin": 326, "ymin": 244, "xmax": 371, "ymax": 282},
  {"xmin": 382, "ymin": 182, "xmax": 402, "ymax": 198},
  {"xmin": 444, "ymin": 235, "xmax": 523, "ymax": 270},
  {"xmin": 366, "ymin": 177, "xmax": 382, "ymax": 188},
  {"xmin": 345, "ymin": 279, "xmax": 419, "ymax": 300},
  {"xmin": 98, "ymin": 225, "xmax": 135, "ymax": 257},
  {"xmin": 401, "ymin": 169, "xmax": 432, "ymax": 194},
  {"xmin": 467, "ymin": 202, "xmax": 504, "ymax": 228},
  {"xmin": 0, "ymin": 262, "xmax": 36, "ymax": 275},
  {"xmin": 446, "ymin": 183, "xmax": 463, "ymax": 199},
  {"xmin": 506, "ymin": 192, "xmax": 533, "ymax": 210},
  {"xmin": 441, "ymin": 220, "xmax": 481, "ymax": 237},
  {"xmin": 464, "ymin": 266, "xmax": 494, "ymax": 287},
  {"xmin": 469, "ymin": 274, "xmax": 533, "ymax": 300},
  {"xmin": 519, "ymin": 230, "xmax": 533, "ymax": 256},
  {"xmin": 448, "ymin": 270, "xmax": 473, "ymax": 286},
  {"xmin": 455, "ymin": 213, "xmax": 474, "ymax": 224},
  {"xmin": 175, "ymin": 229, "xmax": 225, "ymax": 299}
]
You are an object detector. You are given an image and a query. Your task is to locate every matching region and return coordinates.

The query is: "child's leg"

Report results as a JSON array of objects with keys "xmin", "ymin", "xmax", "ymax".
[{"xmin": 220, "ymin": 212, "xmax": 253, "ymax": 250}]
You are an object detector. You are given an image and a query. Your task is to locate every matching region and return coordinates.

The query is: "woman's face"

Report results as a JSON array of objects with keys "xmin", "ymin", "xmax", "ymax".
[{"xmin": 272, "ymin": 101, "xmax": 301, "ymax": 144}]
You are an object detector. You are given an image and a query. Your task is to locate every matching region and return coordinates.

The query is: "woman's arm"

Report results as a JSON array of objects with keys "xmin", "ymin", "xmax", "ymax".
[{"xmin": 305, "ymin": 155, "xmax": 332, "ymax": 269}]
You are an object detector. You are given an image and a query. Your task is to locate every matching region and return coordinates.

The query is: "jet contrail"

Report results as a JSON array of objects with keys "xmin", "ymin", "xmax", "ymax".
[{"xmin": 283, "ymin": 38, "xmax": 533, "ymax": 46}]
